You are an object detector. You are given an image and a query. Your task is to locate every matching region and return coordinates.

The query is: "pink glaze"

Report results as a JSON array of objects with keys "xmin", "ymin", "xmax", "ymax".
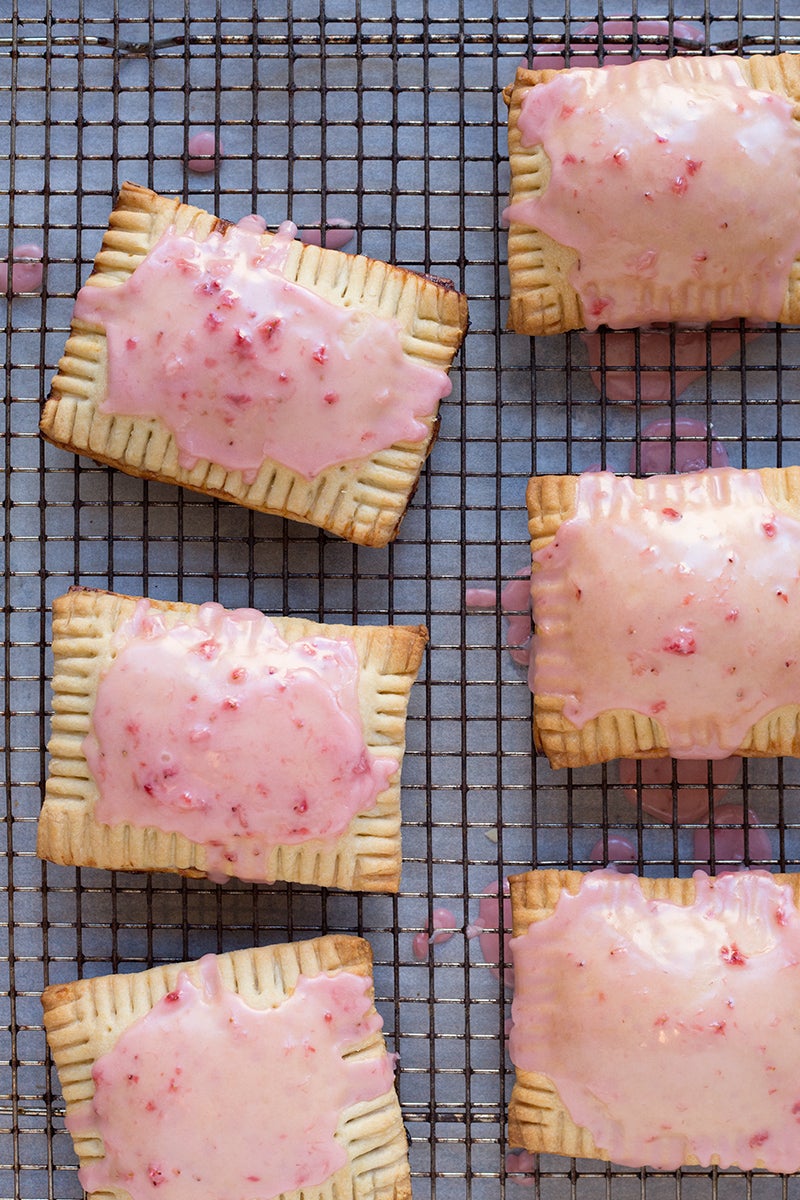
[
  {"xmin": 0, "ymin": 242, "xmax": 44, "ymax": 294},
  {"xmin": 589, "ymin": 834, "xmax": 636, "ymax": 872},
  {"xmin": 187, "ymin": 131, "xmax": 223, "ymax": 173},
  {"xmin": 507, "ymin": 57, "xmax": 800, "ymax": 329},
  {"xmin": 297, "ymin": 220, "xmax": 355, "ymax": 251},
  {"xmin": 502, "ymin": 568, "xmax": 533, "ymax": 667},
  {"xmin": 412, "ymin": 908, "xmax": 458, "ymax": 959},
  {"xmin": 467, "ymin": 879, "xmax": 514, "ymax": 988},
  {"xmin": 582, "ymin": 324, "xmax": 764, "ymax": 402},
  {"xmin": 67, "ymin": 959, "xmax": 393, "ymax": 1200},
  {"xmin": 631, "ymin": 418, "xmax": 730, "ymax": 475},
  {"xmin": 618, "ymin": 756, "xmax": 742, "ymax": 822},
  {"xmin": 531, "ymin": 469, "xmax": 800, "ymax": 758},
  {"xmin": 465, "ymin": 587, "xmax": 498, "ymax": 608},
  {"xmin": 693, "ymin": 805, "xmax": 773, "ymax": 872},
  {"xmin": 73, "ymin": 219, "xmax": 451, "ymax": 482},
  {"xmin": 510, "ymin": 870, "xmax": 800, "ymax": 1169},
  {"xmin": 505, "ymin": 1148, "xmax": 537, "ymax": 1185},
  {"xmin": 83, "ymin": 601, "xmax": 395, "ymax": 882},
  {"xmin": 532, "ymin": 19, "xmax": 704, "ymax": 69}
]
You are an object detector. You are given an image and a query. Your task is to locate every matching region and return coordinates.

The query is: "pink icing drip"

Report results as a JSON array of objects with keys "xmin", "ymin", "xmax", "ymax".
[
  {"xmin": 693, "ymin": 805, "xmax": 773, "ymax": 872},
  {"xmin": 412, "ymin": 908, "xmax": 458, "ymax": 959},
  {"xmin": 531, "ymin": 469, "xmax": 800, "ymax": 759},
  {"xmin": 532, "ymin": 19, "xmax": 704, "ymax": 70},
  {"xmin": 297, "ymin": 220, "xmax": 355, "ymax": 251},
  {"xmin": 502, "ymin": 568, "xmax": 533, "ymax": 667},
  {"xmin": 632, "ymin": 418, "xmax": 730, "ymax": 475},
  {"xmin": 589, "ymin": 835, "xmax": 636, "ymax": 872},
  {"xmin": 1, "ymin": 242, "xmax": 44, "ymax": 294},
  {"xmin": 465, "ymin": 587, "xmax": 498, "ymax": 608},
  {"xmin": 83, "ymin": 601, "xmax": 395, "ymax": 882},
  {"xmin": 505, "ymin": 1148, "xmax": 537, "ymax": 1184},
  {"xmin": 583, "ymin": 324, "xmax": 764, "ymax": 402},
  {"xmin": 618, "ymin": 755, "xmax": 741, "ymax": 822},
  {"xmin": 510, "ymin": 870, "xmax": 800, "ymax": 1170},
  {"xmin": 507, "ymin": 57, "xmax": 800, "ymax": 328},
  {"xmin": 72, "ymin": 220, "xmax": 451, "ymax": 482},
  {"xmin": 187, "ymin": 131, "xmax": 222, "ymax": 173},
  {"xmin": 67, "ymin": 962, "xmax": 393, "ymax": 1200},
  {"xmin": 466, "ymin": 879, "xmax": 514, "ymax": 988}
]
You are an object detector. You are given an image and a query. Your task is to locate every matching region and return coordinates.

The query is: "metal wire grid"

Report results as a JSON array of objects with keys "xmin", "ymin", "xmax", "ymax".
[{"xmin": 4, "ymin": 2, "xmax": 800, "ymax": 1197}]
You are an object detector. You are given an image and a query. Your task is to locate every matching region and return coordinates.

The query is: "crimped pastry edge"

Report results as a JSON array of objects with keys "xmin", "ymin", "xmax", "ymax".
[
  {"xmin": 504, "ymin": 53, "xmax": 800, "ymax": 335},
  {"xmin": 526, "ymin": 466, "xmax": 800, "ymax": 769},
  {"xmin": 42, "ymin": 935, "xmax": 412, "ymax": 1200},
  {"xmin": 507, "ymin": 868, "xmax": 800, "ymax": 1167},
  {"xmin": 40, "ymin": 181, "xmax": 469, "ymax": 547},
  {"xmin": 39, "ymin": 587, "xmax": 428, "ymax": 892}
]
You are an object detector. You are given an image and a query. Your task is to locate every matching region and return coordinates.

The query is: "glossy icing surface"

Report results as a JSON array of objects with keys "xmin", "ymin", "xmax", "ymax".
[
  {"xmin": 84, "ymin": 601, "xmax": 395, "ymax": 881},
  {"xmin": 510, "ymin": 870, "xmax": 800, "ymax": 1170},
  {"xmin": 507, "ymin": 57, "xmax": 800, "ymax": 328},
  {"xmin": 73, "ymin": 218, "xmax": 451, "ymax": 481},
  {"xmin": 531, "ymin": 469, "xmax": 800, "ymax": 758},
  {"xmin": 67, "ymin": 959, "xmax": 393, "ymax": 1200}
]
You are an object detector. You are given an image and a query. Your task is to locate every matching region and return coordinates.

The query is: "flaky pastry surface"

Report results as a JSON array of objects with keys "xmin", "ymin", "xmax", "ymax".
[
  {"xmin": 39, "ymin": 587, "xmax": 427, "ymax": 891},
  {"xmin": 42, "ymin": 935, "xmax": 411, "ymax": 1200},
  {"xmin": 40, "ymin": 182, "xmax": 468, "ymax": 546}
]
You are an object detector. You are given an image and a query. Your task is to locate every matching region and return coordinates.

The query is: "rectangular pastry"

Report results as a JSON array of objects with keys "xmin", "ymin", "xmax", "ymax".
[
  {"xmin": 42, "ymin": 934, "xmax": 411, "ymax": 1200},
  {"xmin": 505, "ymin": 53, "xmax": 800, "ymax": 334},
  {"xmin": 38, "ymin": 587, "xmax": 428, "ymax": 892},
  {"xmin": 528, "ymin": 466, "xmax": 800, "ymax": 769},
  {"xmin": 508, "ymin": 868, "xmax": 800, "ymax": 1171},
  {"xmin": 40, "ymin": 182, "xmax": 468, "ymax": 547}
]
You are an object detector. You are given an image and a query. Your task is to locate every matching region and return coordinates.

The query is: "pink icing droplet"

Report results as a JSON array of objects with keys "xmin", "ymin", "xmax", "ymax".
[
  {"xmin": 531, "ymin": 18, "xmax": 705, "ymax": 71},
  {"xmin": 618, "ymin": 757, "xmax": 742, "ymax": 823},
  {"xmin": 297, "ymin": 220, "xmax": 355, "ymax": 251},
  {"xmin": 187, "ymin": 131, "xmax": 223, "ymax": 174},
  {"xmin": 465, "ymin": 587, "xmax": 497, "ymax": 608},
  {"xmin": 0, "ymin": 242, "xmax": 44, "ymax": 295},
  {"xmin": 505, "ymin": 1148, "xmax": 537, "ymax": 1184},
  {"xmin": 501, "ymin": 567, "xmax": 532, "ymax": 667},
  {"xmin": 693, "ymin": 805, "xmax": 773, "ymax": 872},
  {"xmin": 582, "ymin": 323, "xmax": 765, "ymax": 402},
  {"xmin": 467, "ymin": 879, "xmax": 514, "ymax": 988},
  {"xmin": 412, "ymin": 908, "xmax": 458, "ymax": 959},
  {"xmin": 589, "ymin": 835, "xmax": 637, "ymax": 872},
  {"xmin": 632, "ymin": 418, "xmax": 730, "ymax": 475}
]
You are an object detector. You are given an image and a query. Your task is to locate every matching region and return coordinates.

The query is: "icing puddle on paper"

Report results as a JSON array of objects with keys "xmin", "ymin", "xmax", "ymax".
[
  {"xmin": 510, "ymin": 870, "xmax": 800, "ymax": 1170},
  {"xmin": 73, "ymin": 216, "xmax": 451, "ymax": 481},
  {"xmin": 84, "ymin": 601, "xmax": 395, "ymax": 881},
  {"xmin": 67, "ymin": 958, "xmax": 393, "ymax": 1200},
  {"xmin": 531, "ymin": 468, "xmax": 800, "ymax": 758},
  {"xmin": 507, "ymin": 57, "xmax": 800, "ymax": 328}
]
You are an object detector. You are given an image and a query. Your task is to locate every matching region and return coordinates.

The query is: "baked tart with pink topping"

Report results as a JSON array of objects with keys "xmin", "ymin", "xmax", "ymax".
[
  {"xmin": 40, "ymin": 182, "xmax": 468, "ymax": 547},
  {"xmin": 38, "ymin": 587, "xmax": 427, "ymax": 891},
  {"xmin": 509, "ymin": 868, "xmax": 800, "ymax": 1171},
  {"xmin": 42, "ymin": 935, "xmax": 411, "ymax": 1200},
  {"xmin": 528, "ymin": 466, "xmax": 800, "ymax": 768},
  {"xmin": 505, "ymin": 53, "xmax": 800, "ymax": 334}
]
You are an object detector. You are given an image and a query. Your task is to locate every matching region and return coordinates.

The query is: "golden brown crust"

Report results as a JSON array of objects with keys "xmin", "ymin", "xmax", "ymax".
[
  {"xmin": 527, "ymin": 466, "xmax": 800, "ymax": 768},
  {"xmin": 38, "ymin": 587, "xmax": 428, "ymax": 892},
  {"xmin": 42, "ymin": 935, "xmax": 412, "ymax": 1200},
  {"xmin": 505, "ymin": 53, "xmax": 800, "ymax": 335},
  {"xmin": 507, "ymin": 869, "xmax": 800, "ymax": 1166},
  {"xmin": 40, "ymin": 181, "xmax": 468, "ymax": 547}
]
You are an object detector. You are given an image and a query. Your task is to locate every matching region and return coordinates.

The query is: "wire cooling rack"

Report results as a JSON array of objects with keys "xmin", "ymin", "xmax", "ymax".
[{"xmin": 5, "ymin": 3, "xmax": 800, "ymax": 1197}]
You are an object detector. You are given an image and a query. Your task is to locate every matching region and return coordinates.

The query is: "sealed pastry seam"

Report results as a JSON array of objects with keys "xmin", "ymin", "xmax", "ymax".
[
  {"xmin": 42, "ymin": 936, "xmax": 412, "ymax": 1200},
  {"xmin": 508, "ymin": 869, "xmax": 800, "ymax": 1170},
  {"xmin": 505, "ymin": 53, "xmax": 800, "ymax": 335},
  {"xmin": 527, "ymin": 465, "xmax": 800, "ymax": 768},
  {"xmin": 38, "ymin": 587, "xmax": 428, "ymax": 892},
  {"xmin": 40, "ymin": 181, "xmax": 468, "ymax": 547}
]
